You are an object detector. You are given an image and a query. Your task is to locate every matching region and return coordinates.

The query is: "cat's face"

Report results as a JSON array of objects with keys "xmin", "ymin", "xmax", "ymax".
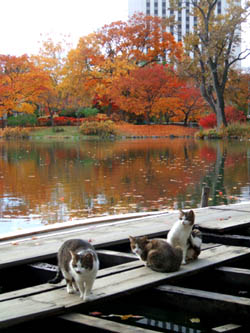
[
  {"xmin": 179, "ymin": 210, "xmax": 195, "ymax": 226},
  {"xmin": 129, "ymin": 236, "xmax": 148, "ymax": 256},
  {"xmin": 70, "ymin": 251, "xmax": 94, "ymax": 274}
]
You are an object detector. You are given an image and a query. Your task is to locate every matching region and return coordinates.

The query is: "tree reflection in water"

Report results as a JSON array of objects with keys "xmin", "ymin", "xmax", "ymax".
[{"xmin": 0, "ymin": 139, "xmax": 249, "ymax": 233}]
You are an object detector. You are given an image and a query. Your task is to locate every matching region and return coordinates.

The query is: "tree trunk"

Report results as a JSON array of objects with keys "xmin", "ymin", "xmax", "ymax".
[{"xmin": 215, "ymin": 91, "xmax": 227, "ymax": 128}]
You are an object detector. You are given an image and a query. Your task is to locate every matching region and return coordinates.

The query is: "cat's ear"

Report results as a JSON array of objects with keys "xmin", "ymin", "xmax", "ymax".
[
  {"xmin": 179, "ymin": 210, "xmax": 184, "ymax": 218},
  {"xmin": 188, "ymin": 210, "xmax": 195, "ymax": 221},
  {"xmin": 142, "ymin": 236, "xmax": 148, "ymax": 242},
  {"xmin": 129, "ymin": 236, "xmax": 135, "ymax": 242}
]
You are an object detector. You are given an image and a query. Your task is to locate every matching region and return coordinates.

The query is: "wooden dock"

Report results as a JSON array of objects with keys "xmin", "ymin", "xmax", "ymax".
[{"xmin": 1, "ymin": 201, "xmax": 250, "ymax": 331}]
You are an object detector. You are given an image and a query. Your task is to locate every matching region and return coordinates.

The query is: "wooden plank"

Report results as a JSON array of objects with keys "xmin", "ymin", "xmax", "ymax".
[
  {"xmin": 1, "ymin": 202, "xmax": 250, "ymax": 269},
  {"xmin": 0, "ymin": 260, "xmax": 143, "ymax": 303},
  {"xmin": 196, "ymin": 203, "xmax": 250, "ymax": 232},
  {"xmin": 97, "ymin": 250, "xmax": 137, "ymax": 266},
  {"xmin": 212, "ymin": 323, "xmax": 242, "ymax": 332},
  {"xmin": 0, "ymin": 214, "xmax": 174, "ymax": 269},
  {"xmin": 1, "ymin": 245, "xmax": 250, "ymax": 328},
  {"xmin": 60, "ymin": 313, "xmax": 156, "ymax": 333},
  {"xmin": 202, "ymin": 232, "xmax": 250, "ymax": 247},
  {"xmin": 214, "ymin": 266, "xmax": 250, "ymax": 288},
  {"xmin": 155, "ymin": 285, "xmax": 250, "ymax": 319}
]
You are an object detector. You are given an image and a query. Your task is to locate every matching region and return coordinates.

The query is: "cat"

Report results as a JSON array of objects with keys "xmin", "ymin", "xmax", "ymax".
[
  {"xmin": 49, "ymin": 238, "xmax": 99, "ymax": 301},
  {"xmin": 186, "ymin": 227, "xmax": 202, "ymax": 262},
  {"xmin": 167, "ymin": 209, "xmax": 202, "ymax": 264},
  {"xmin": 129, "ymin": 235, "xmax": 183, "ymax": 273}
]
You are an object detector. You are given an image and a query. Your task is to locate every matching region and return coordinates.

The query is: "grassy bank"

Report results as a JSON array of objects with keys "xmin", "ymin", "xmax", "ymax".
[
  {"xmin": 1, "ymin": 122, "xmax": 249, "ymax": 140},
  {"xmin": 196, "ymin": 122, "xmax": 250, "ymax": 140},
  {"xmin": 28, "ymin": 124, "xmax": 198, "ymax": 140}
]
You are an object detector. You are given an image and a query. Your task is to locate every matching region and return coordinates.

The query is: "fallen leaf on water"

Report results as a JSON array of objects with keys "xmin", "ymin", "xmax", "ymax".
[
  {"xmin": 190, "ymin": 318, "xmax": 200, "ymax": 323},
  {"xmin": 89, "ymin": 311, "xmax": 102, "ymax": 316},
  {"xmin": 102, "ymin": 314, "xmax": 144, "ymax": 320}
]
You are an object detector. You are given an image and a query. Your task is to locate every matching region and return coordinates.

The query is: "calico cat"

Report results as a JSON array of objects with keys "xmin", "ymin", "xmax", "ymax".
[
  {"xmin": 167, "ymin": 209, "xmax": 202, "ymax": 264},
  {"xmin": 129, "ymin": 235, "xmax": 182, "ymax": 273},
  {"xmin": 186, "ymin": 227, "xmax": 202, "ymax": 262},
  {"xmin": 49, "ymin": 238, "xmax": 99, "ymax": 301}
]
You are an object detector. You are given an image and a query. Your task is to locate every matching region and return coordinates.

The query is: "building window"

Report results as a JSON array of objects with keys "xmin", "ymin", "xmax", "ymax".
[
  {"xmin": 194, "ymin": 16, "xmax": 197, "ymax": 27},
  {"xmin": 217, "ymin": 1, "xmax": 221, "ymax": 14}
]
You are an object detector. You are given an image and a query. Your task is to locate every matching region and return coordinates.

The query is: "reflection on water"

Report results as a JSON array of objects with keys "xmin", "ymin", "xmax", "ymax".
[{"xmin": 0, "ymin": 138, "xmax": 250, "ymax": 233}]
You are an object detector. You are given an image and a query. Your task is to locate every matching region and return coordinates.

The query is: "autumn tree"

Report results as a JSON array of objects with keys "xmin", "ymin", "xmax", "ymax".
[
  {"xmin": 110, "ymin": 64, "xmax": 182, "ymax": 123},
  {"xmin": 225, "ymin": 69, "xmax": 250, "ymax": 115},
  {"xmin": 175, "ymin": 83, "xmax": 206, "ymax": 125},
  {"xmin": 0, "ymin": 54, "xmax": 50, "ymax": 126},
  {"xmin": 62, "ymin": 14, "xmax": 183, "ymax": 117},
  {"xmin": 180, "ymin": 0, "xmax": 250, "ymax": 128},
  {"xmin": 32, "ymin": 35, "xmax": 70, "ymax": 125}
]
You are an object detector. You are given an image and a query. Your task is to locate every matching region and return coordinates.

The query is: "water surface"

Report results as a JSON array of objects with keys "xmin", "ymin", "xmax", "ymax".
[{"xmin": 0, "ymin": 138, "xmax": 249, "ymax": 234}]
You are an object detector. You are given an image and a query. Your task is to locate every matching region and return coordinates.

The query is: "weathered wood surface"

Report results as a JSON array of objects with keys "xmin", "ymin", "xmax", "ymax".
[
  {"xmin": 155, "ymin": 284, "xmax": 250, "ymax": 319},
  {"xmin": 0, "ymin": 260, "xmax": 143, "ymax": 303},
  {"xmin": 60, "ymin": 313, "xmax": 156, "ymax": 333},
  {"xmin": 1, "ymin": 245, "xmax": 250, "ymax": 328},
  {"xmin": 214, "ymin": 266, "xmax": 250, "ymax": 288},
  {"xmin": 196, "ymin": 202, "xmax": 250, "ymax": 232},
  {"xmin": 0, "ymin": 202, "xmax": 249, "ymax": 269}
]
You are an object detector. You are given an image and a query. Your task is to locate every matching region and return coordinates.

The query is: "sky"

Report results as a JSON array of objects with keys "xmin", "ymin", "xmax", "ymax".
[
  {"xmin": 0, "ymin": 0, "xmax": 249, "ymax": 68},
  {"xmin": 0, "ymin": 0, "xmax": 128, "ymax": 55}
]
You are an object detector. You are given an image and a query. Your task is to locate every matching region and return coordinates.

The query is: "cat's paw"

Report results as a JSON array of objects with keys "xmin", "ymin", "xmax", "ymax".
[
  {"xmin": 182, "ymin": 260, "xmax": 187, "ymax": 265},
  {"xmin": 67, "ymin": 286, "xmax": 75, "ymax": 294}
]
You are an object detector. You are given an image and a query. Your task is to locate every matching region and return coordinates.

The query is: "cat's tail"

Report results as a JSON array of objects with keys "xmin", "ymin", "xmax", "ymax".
[{"xmin": 48, "ymin": 268, "xmax": 63, "ymax": 284}]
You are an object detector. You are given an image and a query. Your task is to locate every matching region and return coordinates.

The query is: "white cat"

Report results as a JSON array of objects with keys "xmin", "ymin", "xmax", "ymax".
[
  {"xmin": 167, "ymin": 210, "xmax": 201, "ymax": 264},
  {"xmin": 49, "ymin": 239, "xmax": 99, "ymax": 301}
]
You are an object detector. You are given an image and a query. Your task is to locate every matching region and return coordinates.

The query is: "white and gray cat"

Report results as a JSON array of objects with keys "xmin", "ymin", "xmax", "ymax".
[
  {"xmin": 49, "ymin": 238, "xmax": 99, "ymax": 301},
  {"xmin": 167, "ymin": 210, "xmax": 202, "ymax": 264},
  {"xmin": 129, "ymin": 235, "xmax": 183, "ymax": 272}
]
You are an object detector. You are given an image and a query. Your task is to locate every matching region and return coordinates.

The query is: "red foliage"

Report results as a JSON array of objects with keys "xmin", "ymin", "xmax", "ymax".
[
  {"xmin": 199, "ymin": 113, "xmax": 217, "ymax": 128},
  {"xmin": 225, "ymin": 106, "xmax": 246, "ymax": 123},
  {"xmin": 199, "ymin": 106, "xmax": 246, "ymax": 128}
]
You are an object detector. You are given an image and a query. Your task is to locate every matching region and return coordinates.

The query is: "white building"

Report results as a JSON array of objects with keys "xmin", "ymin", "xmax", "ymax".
[{"xmin": 128, "ymin": 0, "xmax": 232, "ymax": 42}]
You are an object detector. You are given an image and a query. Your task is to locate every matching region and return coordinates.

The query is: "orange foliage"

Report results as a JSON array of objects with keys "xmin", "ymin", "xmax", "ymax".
[
  {"xmin": 110, "ymin": 64, "xmax": 183, "ymax": 122},
  {"xmin": 115, "ymin": 123, "xmax": 197, "ymax": 137},
  {"xmin": 0, "ymin": 55, "xmax": 50, "ymax": 118}
]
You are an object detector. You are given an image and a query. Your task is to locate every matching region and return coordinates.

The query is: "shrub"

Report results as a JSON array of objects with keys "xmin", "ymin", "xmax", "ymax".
[
  {"xmin": 80, "ymin": 107, "xmax": 99, "ymax": 118},
  {"xmin": 58, "ymin": 109, "xmax": 77, "ymax": 117},
  {"xmin": 0, "ymin": 127, "xmax": 30, "ymax": 139},
  {"xmin": 199, "ymin": 107, "xmax": 246, "ymax": 129},
  {"xmin": 195, "ymin": 128, "xmax": 223, "ymax": 139},
  {"xmin": 224, "ymin": 122, "xmax": 250, "ymax": 138},
  {"xmin": 225, "ymin": 106, "xmax": 246, "ymax": 124},
  {"xmin": 37, "ymin": 116, "xmax": 51, "ymax": 126},
  {"xmin": 199, "ymin": 113, "xmax": 217, "ymax": 129},
  {"xmin": 79, "ymin": 120, "xmax": 117, "ymax": 138},
  {"xmin": 7, "ymin": 114, "xmax": 37, "ymax": 127}
]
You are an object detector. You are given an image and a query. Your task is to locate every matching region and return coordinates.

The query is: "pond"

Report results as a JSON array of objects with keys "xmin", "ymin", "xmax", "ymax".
[{"xmin": 0, "ymin": 138, "xmax": 250, "ymax": 234}]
